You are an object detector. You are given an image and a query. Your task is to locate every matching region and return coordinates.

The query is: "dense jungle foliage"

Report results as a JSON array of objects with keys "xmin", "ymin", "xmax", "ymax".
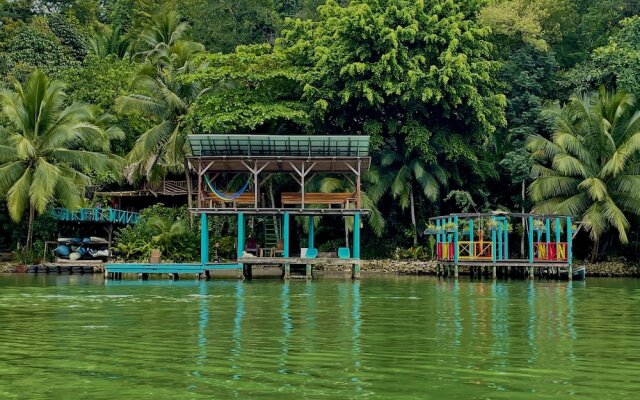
[{"xmin": 1, "ymin": 0, "xmax": 640, "ymax": 262}]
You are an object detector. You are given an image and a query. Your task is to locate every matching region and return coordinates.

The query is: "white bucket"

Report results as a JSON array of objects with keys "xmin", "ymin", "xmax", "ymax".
[{"xmin": 300, "ymin": 247, "xmax": 308, "ymax": 258}]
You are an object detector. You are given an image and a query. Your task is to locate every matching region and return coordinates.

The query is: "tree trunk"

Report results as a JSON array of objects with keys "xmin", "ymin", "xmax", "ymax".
[
  {"xmin": 26, "ymin": 204, "xmax": 35, "ymax": 250},
  {"xmin": 590, "ymin": 237, "xmax": 600, "ymax": 263},
  {"xmin": 184, "ymin": 160, "xmax": 193, "ymax": 227},
  {"xmin": 410, "ymin": 186, "xmax": 417, "ymax": 246},
  {"xmin": 345, "ymin": 218, "xmax": 350, "ymax": 249},
  {"xmin": 520, "ymin": 180, "xmax": 525, "ymax": 257},
  {"xmin": 268, "ymin": 179, "xmax": 275, "ymax": 208}
]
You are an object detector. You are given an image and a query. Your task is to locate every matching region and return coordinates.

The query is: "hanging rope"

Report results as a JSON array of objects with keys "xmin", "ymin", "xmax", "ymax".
[{"xmin": 204, "ymin": 174, "xmax": 252, "ymax": 201}]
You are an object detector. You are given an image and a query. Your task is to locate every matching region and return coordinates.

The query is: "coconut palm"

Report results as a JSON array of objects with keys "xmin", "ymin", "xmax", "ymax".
[
  {"xmin": 0, "ymin": 70, "xmax": 123, "ymax": 248},
  {"xmin": 528, "ymin": 87, "xmax": 640, "ymax": 260},
  {"xmin": 374, "ymin": 144, "xmax": 448, "ymax": 245},
  {"xmin": 135, "ymin": 10, "xmax": 202, "ymax": 61},
  {"xmin": 87, "ymin": 25, "xmax": 133, "ymax": 59},
  {"xmin": 116, "ymin": 40, "xmax": 204, "ymax": 183},
  {"xmin": 296, "ymin": 170, "xmax": 385, "ymax": 247}
]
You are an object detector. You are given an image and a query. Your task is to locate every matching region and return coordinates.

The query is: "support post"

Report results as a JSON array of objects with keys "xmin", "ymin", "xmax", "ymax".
[
  {"xmin": 283, "ymin": 212, "xmax": 290, "ymax": 258},
  {"xmin": 283, "ymin": 212, "xmax": 290, "ymax": 279},
  {"xmin": 237, "ymin": 212, "xmax": 244, "ymax": 259},
  {"xmin": 353, "ymin": 213, "xmax": 361, "ymax": 279},
  {"xmin": 528, "ymin": 215, "xmax": 534, "ymax": 263},
  {"xmin": 528, "ymin": 215, "xmax": 534, "ymax": 279},
  {"xmin": 545, "ymin": 218, "xmax": 551, "ymax": 244},
  {"xmin": 200, "ymin": 213, "xmax": 208, "ymax": 265},
  {"xmin": 567, "ymin": 216, "xmax": 573, "ymax": 280},
  {"xmin": 491, "ymin": 218, "xmax": 496, "ymax": 263},
  {"xmin": 308, "ymin": 216, "xmax": 314, "ymax": 249},
  {"xmin": 436, "ymin": 219, "xmax": 441, "ymax": 259},
  {"xmin": 306, "ymin": 264, "xmax": 312, "ymax": 279},
  {"xmin": 503, "ymin": 219, "xmax": 509, "ymax": 260},
  {"xmin": 469, "ymin": 218, "xmax": 474, "ymax": 258},
  {"xmin": 453, "ymin": 215, "xmax": 459, "ymax": 278},
  {"xmin": 497, "ymin": 220, "xmax": 503, "ymax": 261},
  {"xmin": 353, "ymin": 213, "xmax": 361, "ymax": 259}
]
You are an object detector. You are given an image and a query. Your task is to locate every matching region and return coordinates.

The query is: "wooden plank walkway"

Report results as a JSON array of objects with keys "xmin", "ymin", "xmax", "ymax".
[
  {"xmin": 105, "ymin": 263, "xmax": 242, "ymax": 274},
  {"xmin": 437, "ymin": 260, "xmax": 569, "ymax": 267},
  {"xmin": 238, "ymin": 257, "xmax": 360, "ymax": 265}
]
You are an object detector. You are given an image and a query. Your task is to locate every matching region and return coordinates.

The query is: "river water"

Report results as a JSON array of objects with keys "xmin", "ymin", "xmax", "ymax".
[{"xmin": 0, "ymin": 274, "xmax": 639, "ymax": 399}]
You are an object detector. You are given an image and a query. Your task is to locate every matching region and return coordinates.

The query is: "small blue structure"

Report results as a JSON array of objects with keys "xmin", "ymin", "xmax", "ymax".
[
  {"xmin": 51, "ymin": 208, "xmax": 140, "ymax": 224},
  {"xmin": 429, "ymin": 212, "xmax": 575, "ymax": 279}
]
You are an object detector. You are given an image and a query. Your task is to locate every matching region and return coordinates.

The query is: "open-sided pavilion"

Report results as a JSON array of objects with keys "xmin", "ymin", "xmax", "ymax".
[{"xmin": 106, "ymin": 134, "xmax": 371, "ymax": 280}]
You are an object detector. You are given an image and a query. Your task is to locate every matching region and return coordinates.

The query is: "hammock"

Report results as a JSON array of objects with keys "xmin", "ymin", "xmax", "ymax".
[{"xmin": 204, "ymin": 174, "xmax": 252, "ymax": 202}]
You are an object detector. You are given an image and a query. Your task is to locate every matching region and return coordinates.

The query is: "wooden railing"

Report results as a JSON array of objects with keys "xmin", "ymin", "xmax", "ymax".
[
  {"xmin": 457, "ymin": 241, "xmax": 493, "ymax": 260},
  {"xmin": 144, "ymin": 180, "xmax": 194, "ymax": 195},
  {"xmin": 437, "ymin": 241, "xmax": 494, "ymax": 261},
  {"xmin": 533, "ymin": 242, "xmax": 567, "ymax": 261}
]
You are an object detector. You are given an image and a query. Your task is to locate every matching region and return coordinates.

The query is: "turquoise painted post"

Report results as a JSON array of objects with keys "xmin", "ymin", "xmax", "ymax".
[
  {"xmin": 491, "ymin": 218, "xmax": 496, "ymax": 263},
  {"xmin": 503, "ymin": 219, "xmax": 509, "ymax": 260},
  {"xmin": 448, "ymin": 216, "xmax": 452, "ymax": 260},
  {"xmin": 353, "ymin": 213, "xmax": 361, "ymax": 259},
  {"xmin": 237, "ymin": 212, "xmax": 244, "ymax": 260},
  {"xmin": 497, "ymin": 220, "xmax": 503, "ymax": 261},
  {"xmin": 453, "ymin": 215, "xmax": 459, "ymax": 278},
  {"xmin": 469, "ymin": 218, "xmax": 474, "ymax": 258},
  {"xmin": 436, "ymin": 219, "xmax": 441, "ymax": 245},
  {"xmin": 453, "ymin": 216, "xmax": 459, "ymax": 262},
  {"xmin": 555, "ymin": 218, "xmax": 561, "ymax": 243},
  {"xmin": 545, "ymin": 218, "xmax": 551, "ymax": 261},
  {"xmin": 283, "ymin": 212, "xmax": 290, "ymax": 257},
  {"xmin": 308, "ymin": 216, "xmax": 314, "ymax": 249},
  {"xmin": 566, "ymin": 216, "xmax": 573, "ymax": 266},
  {"xmin": 528, "ymin": 216, "xmax": 534, "ymax": 263},
  {"xmin": 545, "ymin": 218, "xmax": 551, "ymax": 243},
  {"xmin": 201, "ymin": 213, "xmax": 208, "ymax": 265}
]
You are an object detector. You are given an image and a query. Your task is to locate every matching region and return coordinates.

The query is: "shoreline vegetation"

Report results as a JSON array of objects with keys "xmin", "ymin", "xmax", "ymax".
[{"xmin": 2, "ymin": 2, "xmax": 640, "ymax": 266}]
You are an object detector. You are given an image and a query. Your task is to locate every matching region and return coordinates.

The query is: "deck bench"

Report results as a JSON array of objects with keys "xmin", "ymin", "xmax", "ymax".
[{"xmin": 281, "ymin": 192, "xmax": 356, "ymax": 207}]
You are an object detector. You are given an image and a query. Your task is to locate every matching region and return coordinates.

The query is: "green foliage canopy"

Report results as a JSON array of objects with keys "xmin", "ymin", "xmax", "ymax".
[{"xmin": 186, "ymin": 44, "xmax": 308, "ymax": 134}]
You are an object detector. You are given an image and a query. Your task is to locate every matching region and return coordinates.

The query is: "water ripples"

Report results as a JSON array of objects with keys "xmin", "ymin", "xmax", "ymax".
[{"xmin": 1, "ymin": 275, "xmax": 640, "ymax": 399}]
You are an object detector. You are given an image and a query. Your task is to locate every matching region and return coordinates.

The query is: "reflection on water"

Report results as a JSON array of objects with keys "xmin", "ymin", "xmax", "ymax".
[{"xmin": 0, "ymin": 274, "xmax": 639, "ymax": 399}]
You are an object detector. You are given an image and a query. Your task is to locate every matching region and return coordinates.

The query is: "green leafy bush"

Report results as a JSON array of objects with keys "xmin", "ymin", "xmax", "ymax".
[{"xmin": 114, "ymin": 205, "xmax": 199, "ymax": 262}]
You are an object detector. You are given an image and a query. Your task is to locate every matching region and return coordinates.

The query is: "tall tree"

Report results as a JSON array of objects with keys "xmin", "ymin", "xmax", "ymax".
[
  {"xmin": 116, "ymin": 41, "xmax": 204, "ymax": 184},
  {"xmin": 528, "ymin": 88, "xmax": 640, "ymax": 261},
  {"xmin": 278, "ymin": 0, "xmax": 505, "ymax": 240},
  {"xmin": 185, "ymin": 44, "xmax": 308, "ymax": 135},
  {"xmin": 566, "ymin": 16, "xmax": 640, "ymax": 95},
  {"xmin": 0, "ymin": 70, "xmax": 122, "ymax": 248}
]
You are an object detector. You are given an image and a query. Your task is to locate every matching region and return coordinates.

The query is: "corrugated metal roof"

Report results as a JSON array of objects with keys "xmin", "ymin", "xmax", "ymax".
[{"xmin": 188, "ymin": 134, "xmax": 370, "ymax": 157}]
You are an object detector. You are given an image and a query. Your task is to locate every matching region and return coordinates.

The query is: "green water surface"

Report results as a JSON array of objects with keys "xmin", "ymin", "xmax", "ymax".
[{"xmin": 1, "ymin": 274, "xmax": 639, "ymax": 399}]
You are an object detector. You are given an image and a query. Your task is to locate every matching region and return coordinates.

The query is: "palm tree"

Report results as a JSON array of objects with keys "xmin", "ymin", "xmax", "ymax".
[
  {"xmin": 0, "ymin": 70, "xmax": 123, "ymax": 248},
  {"xmin": 296, "ymin": 170, "xmax": 385, "ymax": 247},
  {"xmin": 116, "ymin": 43, "xmax": 204, "ymax": 185},
  {"xmin": 135, "ymin": 10, "xmax": 201, "ymax": 61},
  {"xmin": 148, "ymin": 215, "xmax": 190, "ymax": 251},
  {"xmin": 375, "ymin": 144, "xmax": 448, "ymax": 245},
  {"xmin": 87, "ymin": 25, "xmax": 133, "ymax": 59},
  {"xmin": 528, "ymin": 87, "xmax": 640, "ymax": 261},
  {"xmin": 116, "ymin": 12, "xmax": 205, "ymax": 214}
]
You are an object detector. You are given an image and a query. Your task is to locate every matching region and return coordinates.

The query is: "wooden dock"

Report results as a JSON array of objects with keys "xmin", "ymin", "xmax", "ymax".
[{"xmin": 104, "ymin": 262, "xmax": 242, "ymax": 280}]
